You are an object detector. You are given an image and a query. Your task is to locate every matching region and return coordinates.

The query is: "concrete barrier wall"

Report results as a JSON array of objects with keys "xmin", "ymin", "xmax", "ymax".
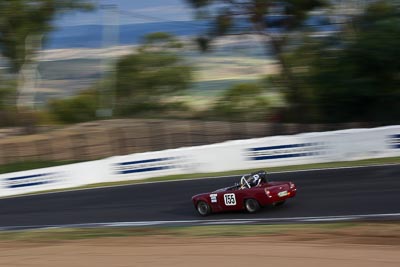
[{"xmin": 1, "ymin": 126, "xmax": 399, "ymax": 197}]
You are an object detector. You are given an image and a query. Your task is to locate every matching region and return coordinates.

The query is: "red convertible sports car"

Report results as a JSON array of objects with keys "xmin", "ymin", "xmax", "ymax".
[{"xmin": 192, "ymin": 170, "xmax": 297, "ymax": 216}]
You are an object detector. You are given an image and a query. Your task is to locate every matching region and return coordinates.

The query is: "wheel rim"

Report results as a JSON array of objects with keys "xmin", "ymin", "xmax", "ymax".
[{"xmin": 197, "ymin": 202, "xmax": 208, "ymax": 215}]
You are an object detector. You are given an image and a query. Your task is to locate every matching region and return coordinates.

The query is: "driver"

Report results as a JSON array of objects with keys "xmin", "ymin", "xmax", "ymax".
[
  {"xmin": 247, "ymin": 173, "xmax": 261, "ymax": 187},
  {"xmin": 240, "ymin": 170, "xmax": 267, "ymax": 188}
]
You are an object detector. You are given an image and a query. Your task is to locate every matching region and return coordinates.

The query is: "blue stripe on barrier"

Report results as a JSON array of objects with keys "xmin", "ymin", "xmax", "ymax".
[
  {"xmin": 389, "ymin": 134, "xmax": 400, "ymax": 149},
  {"xmin": 251, "ymin": 152, "xmax": 319, "ymax": 161},
  {"xmin": 117, "ymin": 157, "xmax": 173, "ymax": 166},
  {"xmin": 249, "ymin": 143, "xmax": 314, "ymax": 152},
  {"xmin": 6, "ymin": 173, "xmax": 48, "ymax": 181},
  {"xmin": 118, "ymin": 166, "xmax": 173, "ymax": 174},
  {"xmin": 8, "ymin": 181, "xmax": 51, "ymax": 189}
]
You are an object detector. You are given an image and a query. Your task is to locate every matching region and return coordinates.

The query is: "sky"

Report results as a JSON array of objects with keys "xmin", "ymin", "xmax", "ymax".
[{"xmin": 55, "ymin": 0, "xmax": 194, "ymax": 26}]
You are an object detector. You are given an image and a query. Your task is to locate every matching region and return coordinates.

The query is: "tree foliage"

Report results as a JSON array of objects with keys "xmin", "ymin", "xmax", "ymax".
[
  {"xmin": 114, "ymin": 33, "xmax": 192, "ymax": 115},
  {"xmin": 48, "ymin": 90, "xmax": 97, "ymax": 123},
  {"xmin": 0, "ymin": 74, "xmax": 15, "ymax": 110},
  {"xmin": 0, "ymin": 0, "xmax": 93, "ymax": 73},
  {"xmin": 186, "ymin": 0, "xmax": 326, "ymax": 50},
  {"xmin": 140, "ymin": 32, "xmax": 183, "ymax": 51},
  {"xmin": 285, "ymin": 1, "xmax": 400, "ymax": 123},
  {"xmin": 212, "ymin": 83, "xmax": 269, "ymax": 121},
  {"xmin": 185, "ymin": 0, "xmax": 327, "ymax": 121}
]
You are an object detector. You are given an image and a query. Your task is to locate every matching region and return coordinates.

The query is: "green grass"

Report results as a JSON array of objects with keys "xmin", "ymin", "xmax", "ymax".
[
  {"xmin": 0, "ymin": 222, "xmax": 400, "ymax": 242},
  {"xmin": 0, "ymin": 160, "xmax": 80, "ymax": 174},
  {"xmin": 1, "ymin": 156, "xmax": 400, "ymax": 199},
  {"xmin": 0, "ymin": 223, "xmax": 362, "ymax": 241}
]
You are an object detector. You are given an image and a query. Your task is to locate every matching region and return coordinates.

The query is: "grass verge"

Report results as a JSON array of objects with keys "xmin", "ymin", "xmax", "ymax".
[
  {"xmin": 0, "ymin": 160, "xmax": 80, "ymax": 174},
  {"xmin": 1, "ymin": 222, "xmax": 400, "ymax": 242}
]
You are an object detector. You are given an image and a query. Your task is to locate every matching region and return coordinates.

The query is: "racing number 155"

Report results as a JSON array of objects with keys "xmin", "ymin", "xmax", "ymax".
[{"xmin": 224, "ymin": 193, "xmax": 236, "ymax": 206}]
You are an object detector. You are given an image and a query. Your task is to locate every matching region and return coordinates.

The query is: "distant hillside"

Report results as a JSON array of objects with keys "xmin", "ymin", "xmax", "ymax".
[{"xmin": 46, "ymin": 21, "xmax": 209, "ymax": 49}]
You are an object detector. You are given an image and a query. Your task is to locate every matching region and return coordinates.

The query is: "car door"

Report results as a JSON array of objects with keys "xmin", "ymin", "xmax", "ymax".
[{"xmin": 217, "ymin": 189, "xmax": 245, "ymax": 211}]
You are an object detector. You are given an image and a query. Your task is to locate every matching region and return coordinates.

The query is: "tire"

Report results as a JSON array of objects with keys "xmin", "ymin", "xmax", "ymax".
[
  {"xmin": 196, "ymin": 201, "xmax": 211, "ymax": 216},
  {"xmin": 244, "ymin": 199, "xmax": 260, "ymax": 213}
]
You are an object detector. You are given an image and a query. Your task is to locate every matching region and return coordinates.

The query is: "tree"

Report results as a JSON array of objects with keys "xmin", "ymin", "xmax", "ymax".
[
  {"xmin": 185, "ymin": 0, "xmax": 327, "ymax": 120},
  {"xmin": 287, "ymin": 1, "xmax": 400, "ymax": 123},
  {"xmin": 48, "ymin": 90, "xmax": 97, "ymax": 123},
  {"xmin": 114, "ymin": 33, "xmax": 192, "ymax": 115},
  {"xmin": 140, "ymin": 32, "xmax": 183, "ymax": 52},
  {"xmin": 0, "ymin": 74, "xmax": 15, "ymax": 110},
  {"xmin": 0, "ymin": 0, "xmax": 93, "ymax": 74},
  {"xmin": 212, "ymin": 83, "xmax": 269, "ymax": 121}
]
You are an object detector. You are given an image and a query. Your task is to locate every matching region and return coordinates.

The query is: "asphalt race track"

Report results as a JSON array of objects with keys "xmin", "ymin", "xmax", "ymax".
[{"xmin": 1, "ymin": 165, "xmax": 400, "ymax": 229}]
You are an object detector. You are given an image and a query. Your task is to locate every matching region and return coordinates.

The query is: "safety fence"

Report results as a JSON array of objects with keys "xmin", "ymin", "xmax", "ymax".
[{"xmin": 0, "ymin": 119, "xmax": 376, "ymax": 165}]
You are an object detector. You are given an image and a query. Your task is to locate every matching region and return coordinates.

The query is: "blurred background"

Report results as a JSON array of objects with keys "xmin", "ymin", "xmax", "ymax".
[{"xmin": 0, "ymin": 0, "xmax": 399, "ymax": 170}]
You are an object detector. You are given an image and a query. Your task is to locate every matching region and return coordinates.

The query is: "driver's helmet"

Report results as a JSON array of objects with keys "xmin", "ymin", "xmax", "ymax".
[{"xmin": 248, "ymin": 170, "xmax": 267, "ymax": 186}]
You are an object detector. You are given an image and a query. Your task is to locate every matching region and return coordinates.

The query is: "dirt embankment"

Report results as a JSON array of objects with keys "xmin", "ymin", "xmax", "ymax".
[{"xmin": 1, "ymin": 225, "xmax": 400, "ymax": 267}]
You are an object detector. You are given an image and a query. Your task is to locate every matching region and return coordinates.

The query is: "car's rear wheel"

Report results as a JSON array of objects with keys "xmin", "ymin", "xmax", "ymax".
[
  {"xmin": 244, "ymin": 198, "xmax": 260, "ymax": 213},
  {"xmin": 196, "ymin": 201, "xmax": 211, "ymax": 216}
]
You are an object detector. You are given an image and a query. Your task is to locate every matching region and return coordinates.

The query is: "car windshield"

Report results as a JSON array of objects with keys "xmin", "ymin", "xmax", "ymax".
[
  {"xmin": 239, "ymin": 175, "xmax": 251, "ymax": 189},
  {"xmin": 239, "ymin": 171, "xmax": 268, "ymax": 189}
]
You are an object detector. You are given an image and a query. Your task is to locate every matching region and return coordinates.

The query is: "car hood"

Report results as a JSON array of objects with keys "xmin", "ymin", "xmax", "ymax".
[{"xmin": 212, "ymin": 186, "xmax": 232, "ymax": 193}]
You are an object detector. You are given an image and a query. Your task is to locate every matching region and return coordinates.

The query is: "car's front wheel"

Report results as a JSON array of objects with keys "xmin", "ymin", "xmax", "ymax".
[
  {"xmin": 196, "ymin": 201, "xmax": 211, "ymax": 216},
  {"xmin": 244, "ymin": 198, "xmax": 260, "ymax": 213}
]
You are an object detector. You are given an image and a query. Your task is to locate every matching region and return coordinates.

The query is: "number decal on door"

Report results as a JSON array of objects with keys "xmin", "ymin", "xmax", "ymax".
[{"xmin": 224, "ymin": 193, "xmax": 236, "ymax": 206}]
